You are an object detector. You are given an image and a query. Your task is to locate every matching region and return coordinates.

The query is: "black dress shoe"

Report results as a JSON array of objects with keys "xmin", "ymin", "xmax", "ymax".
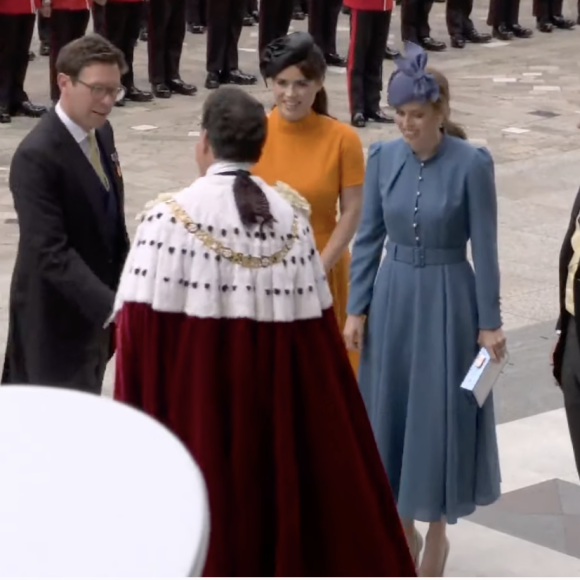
[
  {"xmin": 365, "ymin": 109, "xmax": 394, "ymax": 123},
  {"xmin": 577, "ymin": 14, "xmax": 580, "ymax": 25},
  {"xmin": 251, "ymin": 10, "xmax": 259, "ymax": 22},
  {"xmin": 11, "ymin": 100, "xmax": 46, "ymax": 118},
  {"xmin": 205, "ymin": 72, "xmax": 221, "ymax": 90},
  {"xmin": 125, "ymin": 86, "xmax": 154, "ymax": 102},
  {"xmin": 0, "ymin": 107, "xmax": 10, "ymax": 124},
  {"xmin": 187, "ymin": 23, "xmax": 206, "ymax": 34},
  {"xmin": 28, "ymin": 51, "xmax": 35, "ymax": 61},
  {"xmin": 222, "ymin": 69, "xmax": 257, "ymax": 85},
  {"xmin": 292, "ymin": 9, "xmax": 306, "ymax": 19},
  {"xmin": 167, "ymin": 78, "xmax": 197, "ymax": 96},
  {"xmin": 152, "ymin": 83, "xmax": 171, "ymax": 98},
  {"xmin": 510, "ymin": 23, "xmax": 533, "ymax": 37},
  {"xmin": 420, "ymin": 37, "xmax": 446, "ymax": 51},
  {"xmin": 325, "ymin": 53, "xmax": 347, "ymax": 67},
  {"xmin": 351, "ymin": 112, "xmax": 366, "ymax": 128},
  {"xmin": 139, "ymin": 28, "xmax": 148, "ymax": 41},
  {"xmin": 536, "ymin": 19, "xmax": 553, "ymax": 32},
  {"xmin": 114, "ymin": 97, "xmax": 126, "ymax": 107},
  {"xmin": 552, "ymin": 14, "xmax": 575, "ymax": 28},
  {"xmin": 39, "ymin": 41, "xmax": 50, "ymax": 56},
  {"xmin": 341, "ymin": 5, "xmax": 351, "ymax": 14},
  {"xmin": 450, "ymin": 36, "xmax": 466, "ymax": 48},
  {"xmin": 492, "ymin": 24, "xmax": 514, "ymax": 40},
  {"xmin": 384, "ymin": 45, "xmax": 400, "ymax": 59},
  {"xmin": 465, "ymin": 29, "xmax": 492, "ymax": 43},
  {"xmin": 242, "ymin": 15, "xmax": 254, "ymax": 26}
]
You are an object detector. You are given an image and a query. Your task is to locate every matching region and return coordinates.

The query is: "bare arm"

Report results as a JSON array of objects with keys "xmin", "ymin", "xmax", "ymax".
[{"xmin": 320, "ymin": 184, "xmax": 362, "ymax": 272}]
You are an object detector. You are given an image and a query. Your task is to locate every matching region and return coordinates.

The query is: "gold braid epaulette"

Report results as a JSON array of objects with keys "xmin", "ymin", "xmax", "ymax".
[
  {"xmin": 164, "ymin": 198, "xmax": 299, "ymax": 269},
  {"xmin": 274, "ymin": 181, "xmax": 311, "ymax": 218}
]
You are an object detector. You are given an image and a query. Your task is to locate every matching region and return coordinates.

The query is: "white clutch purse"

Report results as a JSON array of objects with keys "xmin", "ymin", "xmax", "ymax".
[{"xmin": 460, "ymin": 347, "xmax": 508, "ymax": 407}]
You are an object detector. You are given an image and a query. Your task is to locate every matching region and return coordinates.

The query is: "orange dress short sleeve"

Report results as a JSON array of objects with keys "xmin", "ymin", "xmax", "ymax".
[{"xmin": 252, "ymin": 108, "xmax": 365, "ymax": 373}]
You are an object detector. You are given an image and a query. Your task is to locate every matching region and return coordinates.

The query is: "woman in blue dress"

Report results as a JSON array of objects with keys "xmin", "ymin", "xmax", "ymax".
[{"xmin": 344, "ymin": 43, "xmax": 507, "ymax": 577}]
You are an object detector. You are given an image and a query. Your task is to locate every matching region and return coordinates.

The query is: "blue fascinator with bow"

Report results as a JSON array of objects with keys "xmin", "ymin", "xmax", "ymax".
[{"xmin": 387, "ymin": 42, "xmax": 440, "ymax": 108}]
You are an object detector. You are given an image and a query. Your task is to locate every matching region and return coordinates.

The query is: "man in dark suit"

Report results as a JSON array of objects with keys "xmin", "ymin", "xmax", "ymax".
[
  {"xmin": 487, "ymin": 0, "xmax": 532, "ymax": 40},
  {"xmin": 186, "ymin": 0, "xmax": 206, "ymax": 33},
  {"xmin": 2, "ymin": 34, "xmax": 130, "ymax": 395},
  {"xmin": 400, "ymin": 0, "xmax": 446, "ymax": 50},
  {"xmin": 552, "ymin": 184, "xmax": 580, "ymax": 479},
  {"xmin": 0, "ymin": 0, "xmax": 47, "ymax": 123},
  {"xmin": 148, "ymin": 0, "xmax": 197, "ymax": 98},
  {"xmin": 533, "ymin": 0, "xmax": 575, "ymax": 31}
]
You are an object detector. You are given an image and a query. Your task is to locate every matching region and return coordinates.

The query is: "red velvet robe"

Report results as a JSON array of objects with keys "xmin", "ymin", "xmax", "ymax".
[{"xmin": 113, "ymin": 163, "xmax": 415, "ymax": 577}]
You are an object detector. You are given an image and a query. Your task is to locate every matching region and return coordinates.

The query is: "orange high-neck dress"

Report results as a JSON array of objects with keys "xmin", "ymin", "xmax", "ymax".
[{"xmin": 252, "ymin": 108, "xmax": 365, "ymax": 372}]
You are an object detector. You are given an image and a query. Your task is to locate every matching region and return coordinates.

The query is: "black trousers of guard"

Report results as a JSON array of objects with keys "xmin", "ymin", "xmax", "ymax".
[
  {"xmin": 141, "ymin": 1, "xmax": 148, "ymax": 26},
  {"xmin": 295, "ymin": 0, "xmax": 308, "ymax": 12},
  {"xmin": 561, "ymin": 319, "xmax": 580, "ymax": 481},
  {"xmin": 487, "ymin": 0, "xmax": 521, "ymax": 26},
  {"xmin": 347, "ymin": 9, "xmax": 388, "ymax": 115},
  {"xmin": 446, "ymin": 0, "xmax": 475, "ymax": 36},
  {"xmin": 49, "ymin": 9, "xmax": 90, "ymax": 102},
  {"xmin": 401, "ymin": 0, "xmax": 434, "ymax": 41},
  {"xmin": 0, "ymin": 14, "xmax": 34, "ymax": 110},
  {"xmin": 186, "ymin": 0, "xmax": 206, "ymax": 26},
  {"xmin": 92, "ymin": 3, "xmax": 105, "ymax": 34},
  {"xmin": 259, "ymin": 0, "xmax": 294, "ymax": 55},
  {"xmin": 148, "ymin": 0, "xmax": 187, "ymax": 84},
  {"xmin": 206, "ymin": 0, "xmax": 245, "ymax": 73},
  {"xmin": 247, "ymin": 0, "xmax": 258, "ymax": 14},
  {"xmin": 104, "ymin": 2, "xmax": 143, "ymax": 88},
  {"xmin": 533, "ymin": 0, "xmax": 564, "ymax": 20},
  {"xmin": 38, "ymin": 13, "xmax": 50, "ymax": 44},
  {"xmin": 308, "ymin": 0, "xmax": 342, "ymax": 54}
]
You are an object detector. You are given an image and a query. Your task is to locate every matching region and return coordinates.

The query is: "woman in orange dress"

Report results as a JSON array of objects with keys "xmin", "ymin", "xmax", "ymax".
[{"xmin": 252, "ymin": 32, "xmax": 364, "ymax": 371}]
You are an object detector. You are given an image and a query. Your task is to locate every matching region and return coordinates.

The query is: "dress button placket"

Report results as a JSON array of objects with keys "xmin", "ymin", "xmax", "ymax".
[{"xmin": 414, "ymin": 165, "xmax": 423, "ymax": 244}]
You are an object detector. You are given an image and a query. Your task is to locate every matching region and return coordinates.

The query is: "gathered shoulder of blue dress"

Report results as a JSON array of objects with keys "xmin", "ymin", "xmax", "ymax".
[{"xmin": 347, "ymin": 133, "xmax": 502, "ymax": 524}]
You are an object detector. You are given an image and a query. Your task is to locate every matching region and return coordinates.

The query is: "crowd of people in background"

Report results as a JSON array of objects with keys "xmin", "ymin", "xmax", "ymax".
[{"xmin": 0, "ymin": 0, "xmax": 578, "ymax": 128}]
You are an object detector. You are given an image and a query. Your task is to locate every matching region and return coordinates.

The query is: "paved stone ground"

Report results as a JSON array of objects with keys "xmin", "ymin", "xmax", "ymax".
[{"xmin": 2, "ymin": 0, "xmax": 580, "ymax": 575}]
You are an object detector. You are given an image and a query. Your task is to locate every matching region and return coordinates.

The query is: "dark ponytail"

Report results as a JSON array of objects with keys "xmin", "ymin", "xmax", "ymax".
[
  {"xmin": 442, "ymin": 118, "xmax": 467, "ymax": 140},
  {"xmin": 312, "ymin": 87, "xmax": 330, "ymax": 117},
  {"xmin": 233, "ymin": 170, "xmax": 275, "ymax": 229}
]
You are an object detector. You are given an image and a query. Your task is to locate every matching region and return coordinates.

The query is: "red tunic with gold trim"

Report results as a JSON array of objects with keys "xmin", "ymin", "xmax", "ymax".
[{"xmin": 112, "ymin": 161, "xmax": 415, "ymax": 577}]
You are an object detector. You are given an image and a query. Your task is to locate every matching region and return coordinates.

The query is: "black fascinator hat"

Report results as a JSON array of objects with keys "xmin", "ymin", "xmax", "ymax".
[{"xmin": 259, "ymin": 32, "xmax": 324, "ymax": 81}]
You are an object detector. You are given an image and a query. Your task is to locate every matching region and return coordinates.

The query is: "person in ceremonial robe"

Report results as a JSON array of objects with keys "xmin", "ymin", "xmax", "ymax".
[
  {"xmin": 102, "ymin": 0, "xmax": 153, "ymax": 105},
  {"xmin": 3, "ymin": 35, "xmax": 130, "ymax": 393},
  {"xmin": 0, "ymin": 0, "xmax": 47, "ymax": 123},
  {"xmin": 147, "ymin": 0, "xmax": 197, "ymax": 98},
  {"xmin": 204, "ymin": 0, "xmax": 257, "ymax": 88},
  {"xmin": 113, "ymin": 86, "xmax": 416, "ymax": 577}
]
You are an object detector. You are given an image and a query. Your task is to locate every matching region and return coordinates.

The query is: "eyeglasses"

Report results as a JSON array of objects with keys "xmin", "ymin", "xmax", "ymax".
[{"xmin": 74, "ymin": 78, "xmax": 126, "ymax": 102}]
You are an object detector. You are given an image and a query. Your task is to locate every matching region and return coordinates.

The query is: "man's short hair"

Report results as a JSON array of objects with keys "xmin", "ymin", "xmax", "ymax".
[{"xmin": 56, "ymin": 34, "xmax": 127, "ymax": 78}]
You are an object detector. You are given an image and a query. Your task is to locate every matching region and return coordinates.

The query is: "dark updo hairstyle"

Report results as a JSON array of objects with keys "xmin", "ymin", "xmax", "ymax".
[
  {"xmin": 201, "ymin": 87, "xmax": 275, "ymax": 230},
  {"xmin": 260, "ymin": 32, "xmax": 330, "ymax": 117}
]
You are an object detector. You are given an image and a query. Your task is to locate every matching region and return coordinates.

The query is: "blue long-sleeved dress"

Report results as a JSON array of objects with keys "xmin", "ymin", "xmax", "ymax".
[{"xmin": 347, "ymin": 134, "xmax": 502, "ymax": 524}]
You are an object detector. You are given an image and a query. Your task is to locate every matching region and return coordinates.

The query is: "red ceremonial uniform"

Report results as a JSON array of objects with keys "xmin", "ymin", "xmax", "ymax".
[
  {"xmin": 345, "ymin": 0, "xmax": 393, "ymax": 10},
  {"xmin": 50, "ymin": 0, "xmax": 91, "ymax": 9},
  {"xmin": 0, "ymin": 0, "xmax": 39, "ymax": 14}
]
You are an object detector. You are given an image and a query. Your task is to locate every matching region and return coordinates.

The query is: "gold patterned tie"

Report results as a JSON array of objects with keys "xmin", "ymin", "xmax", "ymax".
[{"xmin": 87, "ymin": 131, "xmax": 110, "ymax": 191}]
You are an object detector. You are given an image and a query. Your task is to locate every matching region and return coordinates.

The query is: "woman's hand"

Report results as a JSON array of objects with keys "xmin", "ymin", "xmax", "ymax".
[
  {"xmin": 478, "ymin": 328, "xmax": 506, "ymax": 361},
  {"xmin": 344, "ymin": 315, "xmax": 365, "ymax": 351}
]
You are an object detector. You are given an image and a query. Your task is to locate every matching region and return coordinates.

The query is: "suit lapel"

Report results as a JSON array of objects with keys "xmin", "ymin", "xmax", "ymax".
[{"xmin": 49, "ymin": 111, "xmax": 118, "ymax": 248}]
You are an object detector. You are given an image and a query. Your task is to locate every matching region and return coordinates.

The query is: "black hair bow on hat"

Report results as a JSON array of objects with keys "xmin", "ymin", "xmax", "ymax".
[{"xmin": 259, "ymin": 32, "xmax": 314, "ymax": 81}]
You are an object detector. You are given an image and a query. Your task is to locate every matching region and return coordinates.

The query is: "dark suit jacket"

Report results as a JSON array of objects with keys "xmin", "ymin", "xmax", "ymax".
[
  {"xmin": 2, "ymin": 109, "xmax": 130, "ymax": 390},
  {"xmin": 553, "ymin": 186, "xmax": 580, "ymax": 385}
]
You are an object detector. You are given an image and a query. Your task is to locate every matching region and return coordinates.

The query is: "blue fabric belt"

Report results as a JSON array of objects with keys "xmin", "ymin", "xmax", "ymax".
[{"xmin": 385, "ymin": 241, "xmax": 466, "ymax": 268}]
